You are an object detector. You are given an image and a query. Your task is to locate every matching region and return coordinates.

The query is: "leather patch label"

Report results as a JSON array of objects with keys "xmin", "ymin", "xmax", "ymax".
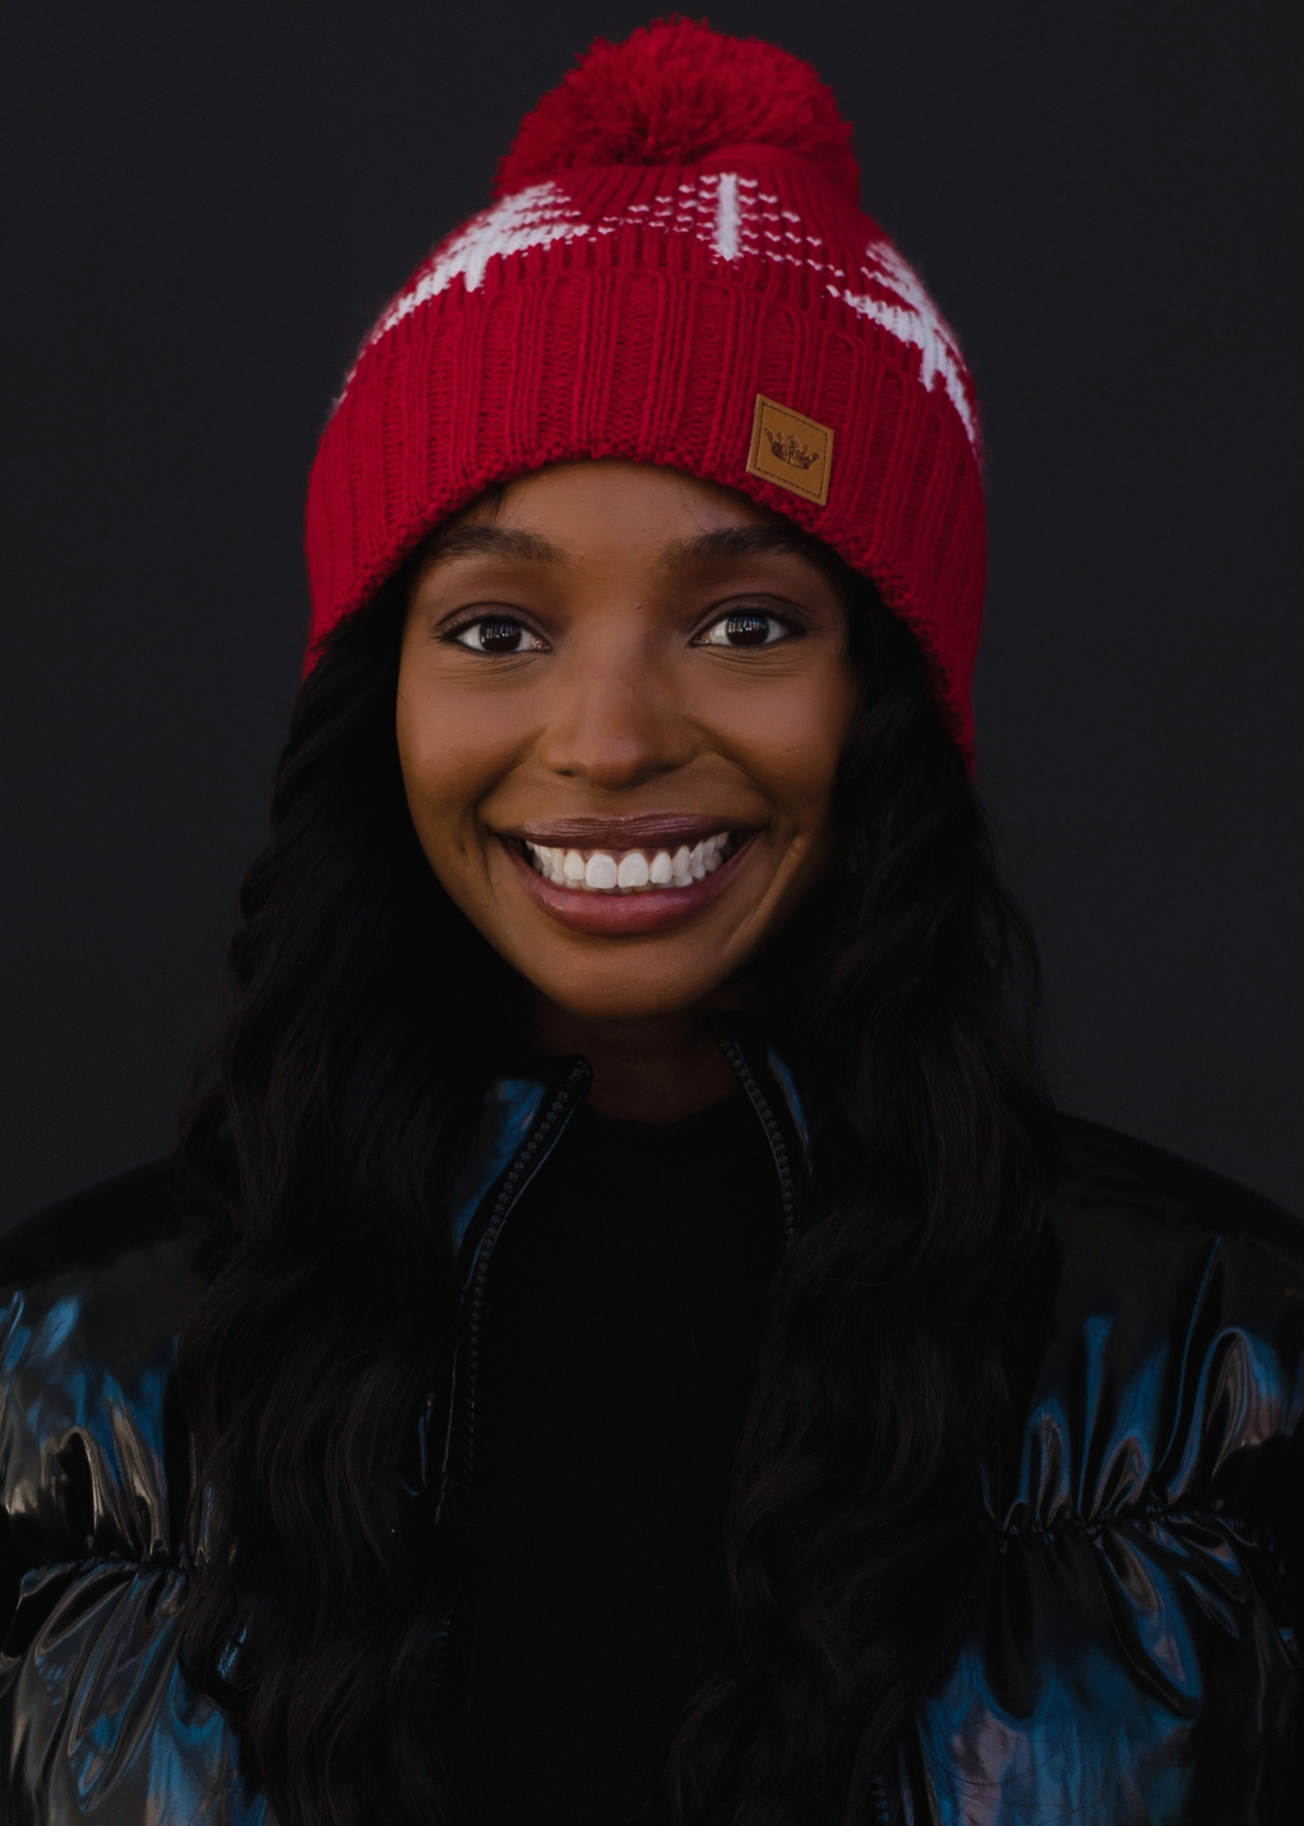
[{"xmin": 746, "ymin": 395, "xmax": 833, "ymax": 506}]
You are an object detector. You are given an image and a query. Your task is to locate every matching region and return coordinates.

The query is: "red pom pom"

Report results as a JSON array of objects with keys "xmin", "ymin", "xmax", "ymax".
[{"xmin": 494, "ymin": 18, "xmax": 859, "ymax": 204}]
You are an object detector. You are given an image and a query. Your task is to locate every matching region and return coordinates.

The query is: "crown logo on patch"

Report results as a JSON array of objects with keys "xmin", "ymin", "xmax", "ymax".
[
  {"xmin": 765, "ymin": 429, "xmax": 822, "ymax": 472},
  {"xmin": 747, "ymin": 397, "xmax": 834, "ymax": 505}
]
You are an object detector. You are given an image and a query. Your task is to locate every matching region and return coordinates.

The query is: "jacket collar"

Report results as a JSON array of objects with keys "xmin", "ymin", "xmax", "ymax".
[{"xmin": 441, "ymin": 1018, "xmax": 810, "ymax": 1265}]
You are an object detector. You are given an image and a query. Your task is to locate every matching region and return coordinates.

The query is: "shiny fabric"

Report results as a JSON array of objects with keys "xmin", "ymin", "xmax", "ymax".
[
  {"xmin": 0, "ymin": 1172, "xmax": 266, "ymax": 1825},
  {"xmin": 0, "ymin": 1056, "xmax": 1299, "ymax": 1824},
  {"xmin": 917, "ymin": 1128, "xmax": 1304, "ymax": 1823}
]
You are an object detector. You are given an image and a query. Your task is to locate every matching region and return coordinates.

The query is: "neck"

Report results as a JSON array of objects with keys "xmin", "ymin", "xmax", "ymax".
[{"xmin": 529, "ymin": 999, "xmax": 739, "ymax": 1123}]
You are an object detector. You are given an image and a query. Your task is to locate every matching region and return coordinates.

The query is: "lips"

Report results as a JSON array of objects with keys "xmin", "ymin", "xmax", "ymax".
[{"xmin": 498, "ymin": 822, "xmax": 757, "ymax": 936}]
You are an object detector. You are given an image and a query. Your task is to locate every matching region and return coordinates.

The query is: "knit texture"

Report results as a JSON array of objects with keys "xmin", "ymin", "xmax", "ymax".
[
  {"xmin": 304, "ymin": 20, "xmax": 985, "ymax": 751},
  {"xmin": 494, "ymin": 19, "xmax": 860, "ymax": 203}
]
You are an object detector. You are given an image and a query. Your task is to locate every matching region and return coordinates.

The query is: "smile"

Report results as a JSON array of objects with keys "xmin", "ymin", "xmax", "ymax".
[
  {"xmin": 522, "ymin": 833, "xmax": 736, "ymax": 893},
  {"xmin": 501, "ymin": 823, "xmax": 758, "ymax": 937}
]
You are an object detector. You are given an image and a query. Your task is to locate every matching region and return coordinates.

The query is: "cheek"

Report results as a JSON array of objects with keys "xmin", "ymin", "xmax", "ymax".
[
  {"xmin": 394, "ymin": 678, "xmax": 524, "ymax": 861},
  {"xmin": 712, "ymin": 666, "xmax": 858, "ymax": 828}
]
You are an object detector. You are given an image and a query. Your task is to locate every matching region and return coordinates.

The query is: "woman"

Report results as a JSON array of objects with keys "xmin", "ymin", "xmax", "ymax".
[{"xmin": 0, "ymin": 21, "xmax": 1298, "ymax": 1826}]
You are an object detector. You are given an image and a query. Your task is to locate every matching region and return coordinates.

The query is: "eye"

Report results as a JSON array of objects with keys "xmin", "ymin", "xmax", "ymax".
[
  {"xmin": 697, "ymin": 609, "xmax": 792, "ymax": 649},
  {"xmin": 449, "ymin": 616, "xmax": 547, "ymax": 655}
]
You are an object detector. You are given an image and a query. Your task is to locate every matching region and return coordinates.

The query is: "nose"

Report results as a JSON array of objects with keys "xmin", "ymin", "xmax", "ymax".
[{"xmin": 536, "ymin": 641, "xmax": 693, "ymax": 792}]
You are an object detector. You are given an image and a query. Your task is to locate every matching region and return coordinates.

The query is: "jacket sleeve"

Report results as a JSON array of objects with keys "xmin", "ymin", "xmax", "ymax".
[
  {"xmin": 918, "ymin": 1137, "xmax": 1304, "ymax": 1825},
  {"xmin": 0, "ymin": 1184, "xmax": 267, "ymax": 1826}
]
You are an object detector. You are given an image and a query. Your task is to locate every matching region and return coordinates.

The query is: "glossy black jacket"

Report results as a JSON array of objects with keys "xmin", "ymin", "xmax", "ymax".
[{"xmin": 0, "ymin": 1041, "xmax": 1300, "ymax": 1824}]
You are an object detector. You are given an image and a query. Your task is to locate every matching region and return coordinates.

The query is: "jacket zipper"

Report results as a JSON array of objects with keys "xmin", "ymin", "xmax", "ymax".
[
  {"xmin": 438, "ymin": 1057, "xmax": 592, "ymax": 1520},
  {"xmin": 446, "ymin": 1028, "xmax": 795, "ymax": 1513},
  {"xmin": 452, "ymin": 1058, "xmax": 592, "ymax": 1499},
  {"xmin": 431, "ymin": 1035, "xmax": 801, "ymax": 1724},
  {"xmin": 708, "ymin": 1019, "xmax": 797, "ymax": 1249},
  {"xmin": 431, "ymin": 1059, "xmax": 590, "ymax": 1688}
]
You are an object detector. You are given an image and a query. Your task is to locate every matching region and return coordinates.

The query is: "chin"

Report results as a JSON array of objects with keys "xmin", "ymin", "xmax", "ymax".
[{"xmin": 531, "ymin": 969, "xmax": 718, "ymax": 1025}]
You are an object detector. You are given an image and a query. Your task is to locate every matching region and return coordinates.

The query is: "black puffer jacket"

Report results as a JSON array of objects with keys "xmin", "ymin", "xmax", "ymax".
[{"xmin": 0, "ymin": 1042, "xmax": 1299, "ymax": 1824}]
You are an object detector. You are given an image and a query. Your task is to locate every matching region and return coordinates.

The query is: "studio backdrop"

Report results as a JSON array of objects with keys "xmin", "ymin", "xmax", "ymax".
[{"xmin": 2, "ymin": 0, "xmax": 1300, "ymax": 1226}]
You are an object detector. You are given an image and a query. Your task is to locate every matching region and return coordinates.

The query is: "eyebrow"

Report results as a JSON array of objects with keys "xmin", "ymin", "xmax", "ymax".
[
  {"xmin": 662, "ymin": 526, "xmax": 816, "ymax": 566},
  {"xmin": 426, "ymin": 525, "xmax": 565, "ymax": 564},
  {"xmin": 423, "ymin": 520, "xmax": 817, "ymax": 571}
]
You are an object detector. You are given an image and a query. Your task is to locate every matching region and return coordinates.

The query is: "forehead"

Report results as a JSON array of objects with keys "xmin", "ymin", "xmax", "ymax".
[
  {"xmin": 426, "ymin": 461, "xmax": 829, "ymax": 576},
  {"xmin": 471, "ymin": 461, "xmax": 769, "ymax": 537}
]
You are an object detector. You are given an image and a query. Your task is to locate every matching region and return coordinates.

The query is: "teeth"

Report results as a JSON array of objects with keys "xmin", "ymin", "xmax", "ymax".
[
  {"xmin": 523, "ymin": 834, "xmax": 735, "ymax": 895},
  {"xmin": 617, "ymin": 851, "xmax": 649, "ymax": 890}
]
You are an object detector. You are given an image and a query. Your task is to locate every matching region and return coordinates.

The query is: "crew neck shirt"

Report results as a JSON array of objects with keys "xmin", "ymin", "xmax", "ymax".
[{"xmin": 443, "ymin": 1091, "xmax": 786, "ymax": 1825}]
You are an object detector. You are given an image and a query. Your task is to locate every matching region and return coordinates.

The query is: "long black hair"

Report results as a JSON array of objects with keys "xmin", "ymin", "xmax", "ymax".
[{"xmin": 178, "ymin": 550, "xmax": 1058, "ymax": 1826}]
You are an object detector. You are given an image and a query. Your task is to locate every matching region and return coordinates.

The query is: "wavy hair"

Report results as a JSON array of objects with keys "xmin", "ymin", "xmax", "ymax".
[{"xmin": 178, "ymin": 550, "xmax": 1057, "ymax": 1826}]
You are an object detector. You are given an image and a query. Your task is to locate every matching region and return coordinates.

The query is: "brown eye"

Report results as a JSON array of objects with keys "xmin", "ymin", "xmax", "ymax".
[
  {"xmin": 698, "ymin": 610, "xmax": 788, "ymax": 648},
  {"xmin": 452, "ymin": 617, "xmax": 547, "ymax": 654}
]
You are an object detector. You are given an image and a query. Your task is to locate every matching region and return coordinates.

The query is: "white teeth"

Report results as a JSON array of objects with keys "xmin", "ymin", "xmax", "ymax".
[
  {"xmin": 617, "ymin": 851, "xmax": 649, "ymax": 889},
  {"xmin": 523, "ymin": 834, "xmax": 737, "ymax": 894},
  {"xmin": 585, "ymin": 852, "xmax": 619, "ymax": 891}
]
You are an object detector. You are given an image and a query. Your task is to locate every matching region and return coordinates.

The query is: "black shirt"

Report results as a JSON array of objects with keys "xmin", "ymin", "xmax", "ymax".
[{"xmin": 444, "ymin": 1092, "xmax": 786, "ymax": 1825}]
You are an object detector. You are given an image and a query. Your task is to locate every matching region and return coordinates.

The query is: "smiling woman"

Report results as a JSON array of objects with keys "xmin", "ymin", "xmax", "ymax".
[
  {"xmin": 0, "ymin": 19, "xmax": 1300, "ymax": 1826},
  {"xmin": 396, "ymin": 466, "xmax": 858, "ymax": 1088}
]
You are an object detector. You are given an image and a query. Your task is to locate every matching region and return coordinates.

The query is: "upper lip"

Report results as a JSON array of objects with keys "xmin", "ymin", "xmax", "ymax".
[{"xmin": 501, "ymin": 814, "xmax": 758, "ymax": 848}]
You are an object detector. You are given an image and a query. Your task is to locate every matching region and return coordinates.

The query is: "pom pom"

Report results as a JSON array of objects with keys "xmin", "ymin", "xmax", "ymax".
[{"xmin": 494, "ymin": 17, "xmax": 859, "ymax": 204}]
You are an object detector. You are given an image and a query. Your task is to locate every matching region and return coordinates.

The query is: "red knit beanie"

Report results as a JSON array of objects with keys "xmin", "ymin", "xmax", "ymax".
[{"xmin": 304, "ymin": 19, "xmax": 985, "ymax": 752}]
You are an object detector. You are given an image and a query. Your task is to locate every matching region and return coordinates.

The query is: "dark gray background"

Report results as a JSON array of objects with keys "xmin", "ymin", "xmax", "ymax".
[{"xmin": 3, "ymin": 0, "xmax": 1300, "ymax": 1228}]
